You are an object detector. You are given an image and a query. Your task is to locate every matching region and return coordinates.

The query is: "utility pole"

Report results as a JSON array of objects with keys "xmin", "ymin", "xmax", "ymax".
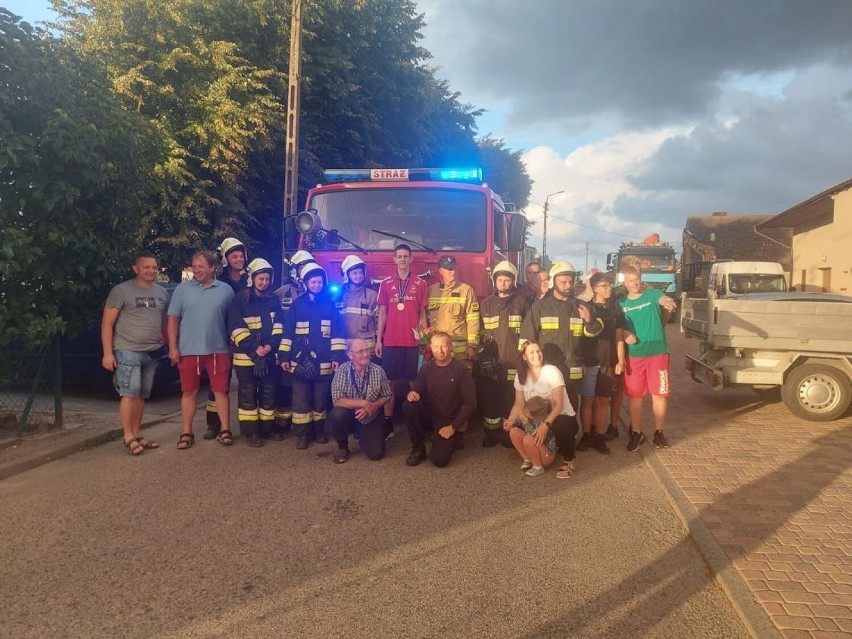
[
  {"xmin": 542, "ymin": 190, "xmax": 565, "ymax": 260},
  {"xmin": 282, "ymin": 0, "xmax": 303, "ymax": 266},
  {"xmin": 585, "ymin": 240, "xmax": 589, "ymax": 274}
]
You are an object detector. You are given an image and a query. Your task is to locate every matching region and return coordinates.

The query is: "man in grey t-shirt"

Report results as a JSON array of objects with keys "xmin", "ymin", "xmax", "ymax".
[{"xmin": 101, "ymin": 252, "xmax": 169, "ymax": 456}]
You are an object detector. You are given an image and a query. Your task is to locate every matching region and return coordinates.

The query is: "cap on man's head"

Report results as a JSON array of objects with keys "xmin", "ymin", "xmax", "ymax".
[{"xmin": 438, "ymin": 255, "xmax": 457, "ymax": 270}]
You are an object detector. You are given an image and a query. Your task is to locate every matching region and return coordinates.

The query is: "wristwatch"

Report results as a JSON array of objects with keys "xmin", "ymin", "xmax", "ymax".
[{"xmin": 543, "ymin": 420, "xmax": 552, "ymax": 428}]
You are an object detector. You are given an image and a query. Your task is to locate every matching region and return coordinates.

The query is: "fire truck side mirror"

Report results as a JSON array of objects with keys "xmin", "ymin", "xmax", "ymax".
[{"xmin": 507, "ymin": 215, "xmax": 526, "ymax": 251}]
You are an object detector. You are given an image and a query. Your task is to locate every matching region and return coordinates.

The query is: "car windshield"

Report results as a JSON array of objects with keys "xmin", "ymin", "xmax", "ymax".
[
  {"xmin": 308, "ymin": 187, "xmax": 487, "ymax": 251},
  {"xmin": 729, "ymin": 274, "xmax": 787, "ymax": 294}
]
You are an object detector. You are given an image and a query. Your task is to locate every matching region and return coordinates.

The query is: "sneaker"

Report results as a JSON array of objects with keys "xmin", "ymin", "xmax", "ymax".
[
  {"xmin": 576, "ymin": 432, "xmax": 593, "ymax": 451},
  {"xmin": 332, "ymin": 448, "xmax": 350, "ymax": 464},
  {"xmin": 520, "ymin": 459, "xmax": 533, "ymax": 471},
  {"xmin": 627, "ymin": 430, "xmax": 646, "ymax": 452},
  {"xmin": 605, "ymin": 424, "xmax": 619, "ymax": 441},
  {"xmin": 405, "ymin": 447, "xmax": 427, "ymax": 466},
  {"xmin": 525, "ymin": 466, "xmax": 545, "ymax": 477},
  {"xmin": 653, "ymin": 430, "xmax": 669, "ymax": 449},
  {"xmin": 592, "ymin": 434, "xmax": 611, "ymax": 455}
]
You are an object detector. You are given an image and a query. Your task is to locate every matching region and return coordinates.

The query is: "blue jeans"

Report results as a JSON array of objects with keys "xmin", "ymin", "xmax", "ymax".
[{"xmin": 114, "ymin": 349, "xmax": 159, "ymax": 398}]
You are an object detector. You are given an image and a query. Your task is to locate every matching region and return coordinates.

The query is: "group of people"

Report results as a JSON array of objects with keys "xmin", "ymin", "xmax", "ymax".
[{"xmin": 101, "ymin": 240, "xmax": 676, "ymax": 479}]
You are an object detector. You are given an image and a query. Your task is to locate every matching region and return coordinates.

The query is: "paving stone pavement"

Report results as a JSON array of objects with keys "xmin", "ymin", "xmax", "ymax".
[{"xmin": 653, "ymin": 327, "xmax": 852, "ymax": 638}]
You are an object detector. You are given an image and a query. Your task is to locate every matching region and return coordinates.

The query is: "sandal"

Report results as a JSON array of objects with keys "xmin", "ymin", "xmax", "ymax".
[
  {"xmin": 556, "ymin": 460, "xmax": 575, "ymax": 480},
  {"xmin": 124, "ymin": 438, "xmax": 144, "ymax": 456},
  {"xmin": 136, "ymin": 436, "xmax": 159, "ymax": 449},
  {"xmin": 217, "ymin": 430, "xmax": 234, "ymax": 446},
  {"xmin": 177, "ymin": 433, "xmax": 195, "ymax": 450}
]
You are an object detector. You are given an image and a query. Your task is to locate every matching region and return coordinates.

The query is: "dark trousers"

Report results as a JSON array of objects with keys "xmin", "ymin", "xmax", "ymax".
[
  {"xmin": 235, "ymin": 366, "xmax": 279, "ymax": 438},
  {"xmin": 275, "ymin": 373, "xmax": 293, "ymax": 429},
  {"xmin": 402, "ymin": 400, "xmax": 461, "ymax": 468},
  {"xmin": 292, "ymin": 379, "xmax": 331, "ymax": 440},
  {"xmin": 327, "ymin": 406, "xmax": 385, "ymax": 461},
  {"xmin": 206, "ymin": 376, "xmax": 232, "ymax": 432},
  {"xmin": 480, "ymin": 377, "xmax": 515, "ymax": 431},
  {"xmin": 552, "ymin": 414, "xmax": 580, "ymax": 461}
]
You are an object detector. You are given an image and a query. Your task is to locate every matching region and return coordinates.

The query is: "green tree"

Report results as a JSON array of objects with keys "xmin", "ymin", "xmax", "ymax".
[
  {"xmin": 477, "ymin": 135, "xmax": 533, "ymax": 210},
  {"xmin": 52, "ymin": 0, "xmax": 286, "ymax": 274},
  {"xmin": 0, "ymin": 9, "xmax": 163, "ymax": 345}
]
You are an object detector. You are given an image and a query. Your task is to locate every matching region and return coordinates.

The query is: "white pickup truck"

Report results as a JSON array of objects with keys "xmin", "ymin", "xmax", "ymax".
[{"xmin": 681, "ymin": 292, "xmax": 852, "ymax": 421}]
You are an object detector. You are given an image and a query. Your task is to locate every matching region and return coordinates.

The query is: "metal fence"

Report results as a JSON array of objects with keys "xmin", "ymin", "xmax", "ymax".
[{"xmin": 0, "ymin": 339, "xmax": 62, "ymax": 437}]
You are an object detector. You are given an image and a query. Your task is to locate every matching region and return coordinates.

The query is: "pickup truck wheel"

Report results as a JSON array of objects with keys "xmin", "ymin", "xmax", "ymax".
[{"xmin": 782, "ymin": 364, "xmax": 851, "ymax": 422}]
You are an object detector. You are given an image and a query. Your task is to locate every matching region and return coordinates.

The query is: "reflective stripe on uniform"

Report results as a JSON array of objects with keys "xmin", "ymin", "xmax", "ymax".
[
  {"xmin": 541, "ymin": 316, "xmax": 559, "ymax": 330},
  {"xmin": 259, "ymin": 408, "xmax": 275, "ymax": 421},
  {"xmin": 295, "ymin": 321, "xmax": 310, "ymax": 335},
  {"xmin": 292, "ymin": 412, "xmax": 312, "ymax": 425},
  {"xmin": 311, "ymin": 410, "xmax": 326, "ymax": 422},
  {"xmin": 238, "ymin": 408, "xmax": 259, "ymax": 421},
  {"xmin": 232, "ymin": 353, "xmax": 254, "ymax": 367},
  {"xmin": 243, "ymin": 315, "xmax": 261, "ymax": 330},
  {"xmin": 279, "ymin": 338, "xmax": 292, "ymax": 353},
  {"xmin": 330, "ymin": 338, "xmax": 346, "ymax": 351},
  {"xmin": 482, "ymin": 315, "xmax": 500, "ymax": 330},
  {"xmin": 231, "ymin": 327, "xmax": 251, "ymax": 345}
]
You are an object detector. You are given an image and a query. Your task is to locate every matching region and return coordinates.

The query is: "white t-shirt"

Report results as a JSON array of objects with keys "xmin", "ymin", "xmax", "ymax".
[{"xmin": 513, "ymin": 364, "xmax": 576, "ymax": 416}]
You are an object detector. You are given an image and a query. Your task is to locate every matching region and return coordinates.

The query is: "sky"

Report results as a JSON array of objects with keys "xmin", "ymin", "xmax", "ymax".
[{"xmin": 8, "ymin": 1, "xmax": 852, "ymax": 272}]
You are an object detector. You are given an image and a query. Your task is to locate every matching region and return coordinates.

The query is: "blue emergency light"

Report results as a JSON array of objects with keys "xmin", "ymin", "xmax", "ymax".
[
  {"xmin": 323, "ymin": 167, "xmax": 483, "ymax": 184},
  {"xmin": 328, "ymin": 283, "xmax": 341, "ymax": 294}
]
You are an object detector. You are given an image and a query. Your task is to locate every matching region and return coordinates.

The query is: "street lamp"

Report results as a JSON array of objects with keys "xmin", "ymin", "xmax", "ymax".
[{"xmin": 542, "ymin": 190, "xmax": 565, "ymax": 260}]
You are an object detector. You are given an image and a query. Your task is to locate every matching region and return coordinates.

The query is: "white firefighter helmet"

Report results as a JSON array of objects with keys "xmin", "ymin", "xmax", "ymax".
[
  {"xmin": 289, "ymin": 250, "xmax": 315, "ymax": 267},
  {"xmin": 491, "ymin": 260, "xmax": 518, "ymax": 283},
  {"xmin": 548, "ymin": 261, "xmax": 580, "ymax": 287},
  {"xmin": 246, "ymin": 258, "xmax": 274, "ymax": 288},
  {"xmin": 340, "ymin": 255, "xmax": 366, "ymax": 283},
  {"xmin": 299, "ymin": 263, "xmax": 327, "ymax": 286},
  {"xmin": 218, "ymin": 237, "xmax": 247, "ymax": 268}
]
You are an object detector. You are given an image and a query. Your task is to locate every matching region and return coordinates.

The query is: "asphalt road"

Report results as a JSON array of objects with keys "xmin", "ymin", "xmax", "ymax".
[{"xmin": 0, "ymin": 411, "xmax": 749, "ymax": 638}]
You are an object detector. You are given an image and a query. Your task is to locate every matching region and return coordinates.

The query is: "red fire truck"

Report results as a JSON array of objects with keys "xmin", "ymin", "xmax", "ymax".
[{"xmin": 284, "ymin": 168, "xmax": 528, "ymax": 299}]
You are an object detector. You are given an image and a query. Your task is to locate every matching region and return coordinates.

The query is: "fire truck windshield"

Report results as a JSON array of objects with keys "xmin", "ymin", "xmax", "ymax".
[
  {"xmin": 308, "ymin": 187, "xmax": 487, "ymax": 252},
  {"xmin": 620, "ymin": 250, "xmax": 676, "ymax": 272}
]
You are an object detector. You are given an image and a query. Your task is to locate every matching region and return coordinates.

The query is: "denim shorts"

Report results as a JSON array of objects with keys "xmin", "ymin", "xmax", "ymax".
[
  {"xmin": 114, "ymin": 349, "xmax": 159, "ymax": 398},
  {"xmin": 579, "ymin": 365, "xmax": 600, "ymax": 397}
]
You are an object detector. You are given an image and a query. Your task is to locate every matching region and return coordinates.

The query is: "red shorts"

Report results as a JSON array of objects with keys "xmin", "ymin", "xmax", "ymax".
[
  {"xmin": 624, "ymin": 354, "xmax": 670, "ymax": 398},
  {"xmin": 177, "ymin": 353, "xmax": 231, "ymax": 393}
]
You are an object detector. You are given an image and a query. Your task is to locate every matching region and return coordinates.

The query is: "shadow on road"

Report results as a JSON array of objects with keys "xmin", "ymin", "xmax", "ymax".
[{"xmin": 521, "ymin": 426, "xmax": 852, "ymax": 637}]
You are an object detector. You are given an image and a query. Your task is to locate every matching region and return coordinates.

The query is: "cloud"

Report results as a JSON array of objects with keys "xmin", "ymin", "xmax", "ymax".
[
  {"xmin": 520, "ymin": 62, "xmax": 852, "ymax": 268},
  {"xmin": 421, "ymin": 0, "xmax": 852, "ymax": 129}
]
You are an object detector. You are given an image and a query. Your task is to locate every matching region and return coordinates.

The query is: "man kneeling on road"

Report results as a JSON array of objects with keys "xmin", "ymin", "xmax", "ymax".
[
  {"xmin": 328, "ymin": 338, "xmax": 393, "ymax": 464},
  {"xmin": 402, "ymin": 331, "xmax": 476, "ymax": 468}
]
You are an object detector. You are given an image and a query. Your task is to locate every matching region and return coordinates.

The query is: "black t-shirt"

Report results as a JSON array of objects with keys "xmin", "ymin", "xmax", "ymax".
[{"xmin": 580, "ymin": 302, "xmax": 624, "ymax": 368}]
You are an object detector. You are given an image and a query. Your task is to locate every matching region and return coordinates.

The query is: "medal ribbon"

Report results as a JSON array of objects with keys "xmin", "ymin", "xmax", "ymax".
[
  {"xmin": 349, "ymin": 364, "xmax": 368, "ymax": 400},
  {"xmin": 396, "ymin": 275, "xmax": 411, "ymax": 305}
]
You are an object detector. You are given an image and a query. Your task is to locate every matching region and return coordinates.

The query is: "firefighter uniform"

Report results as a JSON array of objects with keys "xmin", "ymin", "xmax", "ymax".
[
  {"xmin": 336, "ymin": 256, "xmax": 379, "ymax": 350},
  {"xmin": 273, "ymin": 281, "xmax": 303, "ymax": 429},
  {"xmin": 227, "ymin": 262, "xmax": 283, "ymax": 443},
  {"xmin": 479, "ymin": 288, "xmax": 530, "ymax": 440},
  {"xmin": 279, "ymin": 265, "xmax": 347, "ymax": 447},
  {"xmin": 426, "ymin": 280, "xmax": 480, "ymax": 360}
]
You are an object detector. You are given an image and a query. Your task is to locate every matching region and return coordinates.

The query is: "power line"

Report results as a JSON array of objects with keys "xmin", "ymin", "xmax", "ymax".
[{"xmin": 546, "ymin": 214, "xmax": 645, "ymax": 240}]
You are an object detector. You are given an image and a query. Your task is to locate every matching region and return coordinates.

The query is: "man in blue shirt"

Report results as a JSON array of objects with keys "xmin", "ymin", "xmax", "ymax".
[{"xmin": 167, "ymin": 251, "xmax": 235, "ymax": 449}]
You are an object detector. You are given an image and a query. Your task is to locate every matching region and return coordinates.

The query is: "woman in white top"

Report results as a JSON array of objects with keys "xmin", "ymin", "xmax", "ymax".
[{"xmin": 504, "ymin": 341, "xmax": 580, "ymax": 478}]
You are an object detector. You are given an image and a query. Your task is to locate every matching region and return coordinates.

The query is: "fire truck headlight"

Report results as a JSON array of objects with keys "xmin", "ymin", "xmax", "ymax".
[{"xmin": 296, "ymin": 210, "xmax": 321, "ymax": 235}]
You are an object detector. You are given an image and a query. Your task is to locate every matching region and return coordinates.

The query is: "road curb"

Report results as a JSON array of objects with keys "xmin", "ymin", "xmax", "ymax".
[
  {"xmin": 641, "ymin": 444, "xmax": 783, "ymax": 639},
  {"xmin": 0, "ymin": 406, "xmax": 188, "ymax": 482}
]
